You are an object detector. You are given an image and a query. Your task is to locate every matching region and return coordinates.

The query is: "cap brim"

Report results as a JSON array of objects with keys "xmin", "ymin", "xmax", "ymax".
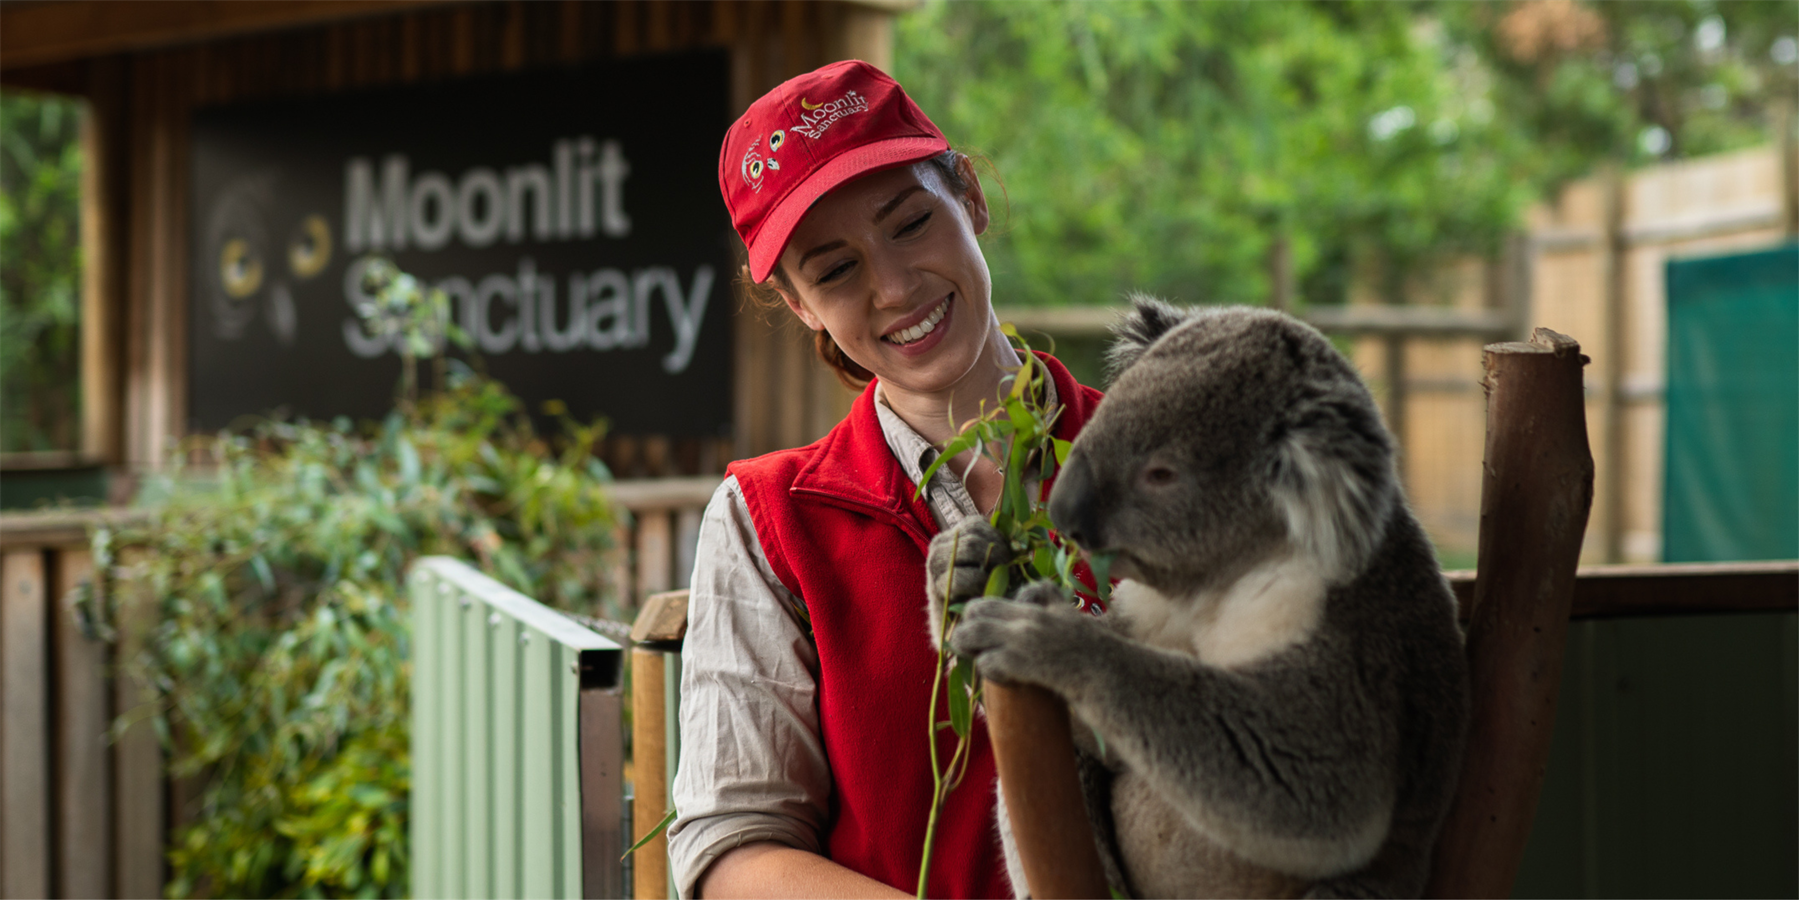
[{"xmin": 746, "ymin": 135, "xmax": 950, "ymax": 284}]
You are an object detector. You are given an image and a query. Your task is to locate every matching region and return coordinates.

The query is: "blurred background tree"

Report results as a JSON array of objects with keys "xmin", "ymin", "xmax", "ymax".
[
  {"xmin": 894, "ymin": 0, "xmax": 1797, "ymax": 310},
  {"xmin": 0, "ymin": 90, "xmax": 85, "ymax": 452}
]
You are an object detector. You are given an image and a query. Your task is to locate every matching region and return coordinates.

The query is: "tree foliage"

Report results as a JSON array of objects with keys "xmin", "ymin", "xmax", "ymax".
[
  {"xmin": 1456, "ymin": 0, "xmax": 1799, "ymax": 179},
  {"xmin": 0, "ymin": 90, "xmax": 84, "ymax": 451},
  {"xmin": 894, "ymin": 1, "xmax": 1795, "ymax": 309}
]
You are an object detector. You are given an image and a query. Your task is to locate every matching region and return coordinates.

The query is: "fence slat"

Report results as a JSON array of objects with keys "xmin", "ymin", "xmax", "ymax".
[
  {"xmin": 493, "ymin": 615, "xmax": 521, "ymax": 899},
  {"xmin": 53, "ymin": 549, "xmax": 112, "ymax": 900},
  {"xmin": 113, "ymin": 548, "xmax": 163, "ymax": 900},
  {"xmin": 2, "ymin": 550, "xmax": 50, "ymax": 900},
  {"xmin": 464, "ymin": 596, "xmax": 494, "ymax": 899},
  {"xmin": 409, "ymin": 570, "xmax": 441, "ymax": 900}
]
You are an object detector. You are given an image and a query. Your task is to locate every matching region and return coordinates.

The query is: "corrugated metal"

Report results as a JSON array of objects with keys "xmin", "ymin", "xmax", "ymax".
[{"xmin": 410, "ymin": 556, "xmax": 625, "ymax": 899}]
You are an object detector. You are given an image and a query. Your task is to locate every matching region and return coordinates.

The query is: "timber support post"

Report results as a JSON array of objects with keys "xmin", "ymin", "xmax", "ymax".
[{"xmin": 1426, "ymin": 328, "xmax": 1594, "ymax": 898}]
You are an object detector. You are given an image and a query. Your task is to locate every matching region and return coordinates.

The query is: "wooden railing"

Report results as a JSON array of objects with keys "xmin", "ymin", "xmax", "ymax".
[{"xmin": 0, "ymin": 509, "xmax": 160, "ymax": 900}]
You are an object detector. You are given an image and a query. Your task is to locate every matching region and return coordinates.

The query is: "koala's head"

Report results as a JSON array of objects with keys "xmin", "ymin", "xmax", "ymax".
[{"xmin": 1050, "ymin": 296, "xmax": 1398, "ymax": 593}]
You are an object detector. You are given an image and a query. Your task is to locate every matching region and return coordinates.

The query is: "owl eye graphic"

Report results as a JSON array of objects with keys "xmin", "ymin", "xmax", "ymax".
[
  {"xmin": 287, "ymin": 214, "xmax": 332, "ymax": 279},
  {"xmin": 769, "ymin": 130, "xmax": 786, "ymax": 152},
  {"xmin": 220, "ymin": 238, "xmax": 264, "ymax": 299},
  {"xmin": 749, "ymin": 159, "xmax": 764, "ymax": 180}
]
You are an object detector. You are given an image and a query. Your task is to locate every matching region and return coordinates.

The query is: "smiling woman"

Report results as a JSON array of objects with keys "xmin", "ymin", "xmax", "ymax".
[{"xmin": 666, "ymin": 61, "xmax": 1107, "ymax": 900}]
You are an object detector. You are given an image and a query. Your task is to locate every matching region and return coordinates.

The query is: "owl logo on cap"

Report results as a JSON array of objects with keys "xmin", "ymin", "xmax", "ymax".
[{"xmin": 740, "ymin": 137, "xmax": 766, "ymax": 193}]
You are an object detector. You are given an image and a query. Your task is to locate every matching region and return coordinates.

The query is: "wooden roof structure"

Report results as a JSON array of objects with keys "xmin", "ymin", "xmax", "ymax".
[{"xmin": 2, "ymin": 0, "xmax": 899, "ymax": 477}]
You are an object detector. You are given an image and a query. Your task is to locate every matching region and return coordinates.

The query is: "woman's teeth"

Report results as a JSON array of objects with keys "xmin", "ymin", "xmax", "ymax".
[{"xmin": 884, "ymin": 298, "xmax": 949, "ymax": 345}]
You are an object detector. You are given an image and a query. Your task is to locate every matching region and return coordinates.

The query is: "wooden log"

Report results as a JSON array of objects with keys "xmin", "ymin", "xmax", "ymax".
[
  {"xmin": 984, "ymin": 682, "xmax": 1109, "ymax": 900},
  {"xmin": 1425, "ymin": 328, "xmax": 1594, "ymax": 899},
  {"xmin": 630, "ymin": 646, "xmax": 670, "ymax": 900}
]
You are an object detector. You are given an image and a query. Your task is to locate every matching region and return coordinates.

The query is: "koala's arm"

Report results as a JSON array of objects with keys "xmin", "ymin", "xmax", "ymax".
[
  {"xmin": 951, "ymin": 594, "xmax": 1398, "ymax": 879},
  {"xmin": 922, "ymin": 517, "xmax": 1014, "ymax": 652}
]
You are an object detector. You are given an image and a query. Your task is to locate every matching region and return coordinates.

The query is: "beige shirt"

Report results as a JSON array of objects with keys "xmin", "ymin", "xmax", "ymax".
[{"xmin": 666, "ymin": 379, "xmax": 1054, "ymax": 898}]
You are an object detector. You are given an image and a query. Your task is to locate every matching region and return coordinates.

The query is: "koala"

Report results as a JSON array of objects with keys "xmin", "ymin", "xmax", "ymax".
[{"xmin": 926, "ymin": 297, "xmax": 1469, "ymax": 899}]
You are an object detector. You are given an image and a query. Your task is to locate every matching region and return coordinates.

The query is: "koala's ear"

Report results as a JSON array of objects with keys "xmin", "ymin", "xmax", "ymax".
[
  {"xmin": 1107, "ymin": 293, "xmax": 1192, "ymax": 379},
  {"xmin": 1268, "ymin": 397, "xmax": 1398, "ymax": 583}
]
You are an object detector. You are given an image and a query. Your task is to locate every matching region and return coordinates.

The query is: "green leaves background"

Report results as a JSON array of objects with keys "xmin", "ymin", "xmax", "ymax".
[{"xmin": 88, "ymin": 375, "xmax": 620, "ymax": 898}]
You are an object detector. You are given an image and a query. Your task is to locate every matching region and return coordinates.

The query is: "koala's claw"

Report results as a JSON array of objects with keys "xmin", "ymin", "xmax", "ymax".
[
  {"xmin": 924, "ymin": 518, "xmax": 1014, "ymax": 651},
  {"xmin": 951, "ymin": 597, "xmax": 1090, "ymax": 690}
]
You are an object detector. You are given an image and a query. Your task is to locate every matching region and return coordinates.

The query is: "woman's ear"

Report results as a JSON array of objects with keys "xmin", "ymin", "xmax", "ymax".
[
  {"xmin": 773, "ymin": 279, "xmax": 825, "ymax": 332},
  {"xmin": 958, "ymin": 156, "xmax": 991, "ymax": 236}
]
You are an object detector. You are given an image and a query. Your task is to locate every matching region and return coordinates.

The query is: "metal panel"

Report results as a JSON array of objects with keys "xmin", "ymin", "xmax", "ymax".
[
  {"xmin": 464, "ymin": 594, "xmax": 493, "ymax": 899},
  {"xmin": 409, "ymin": 568, "xmax": 440, "ymax": 900},
  {"xmin": 521, "ymin": 624, "xmax": 555, "ymax": 898},
  {"xmin": 493, "ymin": 614, "xmax": 521, "ymax": 899},
  {"xmin": 409, "ymin": 556, "xmax": 624, "ymax": 899},
  {"xmin": 557, "ymin": 644, "xmax": 584, "ymax": 898}
]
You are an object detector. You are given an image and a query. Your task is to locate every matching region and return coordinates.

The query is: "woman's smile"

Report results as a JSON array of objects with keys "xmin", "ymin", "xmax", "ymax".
[{"xmin": 881, "ymin": 293, "xmax": 954, "ymax": 353}]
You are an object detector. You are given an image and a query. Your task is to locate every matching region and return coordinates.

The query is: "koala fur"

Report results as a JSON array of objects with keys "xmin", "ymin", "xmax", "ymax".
[{"xmin": 925, "ymin": 298, "xmax": 1469, "ymax": 899}]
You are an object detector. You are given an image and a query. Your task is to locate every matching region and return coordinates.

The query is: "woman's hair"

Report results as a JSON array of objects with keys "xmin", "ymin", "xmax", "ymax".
[{"xmin": 738, "ymin": 149, "xmax": 979, "ymax": 390}]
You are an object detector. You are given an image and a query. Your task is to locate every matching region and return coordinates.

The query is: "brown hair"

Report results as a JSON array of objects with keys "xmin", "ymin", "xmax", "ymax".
[{"xmin": 738, "ymin": 149, "xmax": 987, "ymax": 390}]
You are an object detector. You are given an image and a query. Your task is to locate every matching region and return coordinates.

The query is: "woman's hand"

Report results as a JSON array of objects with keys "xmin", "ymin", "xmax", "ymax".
[{"xmin": 697, "ymin": 842, "xmax": 911, "ymax": 899}]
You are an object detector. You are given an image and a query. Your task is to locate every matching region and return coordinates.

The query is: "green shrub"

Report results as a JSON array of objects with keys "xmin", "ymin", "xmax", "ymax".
[{"xmin": 85, "ymin": 364, "xmax": 620, "ymax": 897}]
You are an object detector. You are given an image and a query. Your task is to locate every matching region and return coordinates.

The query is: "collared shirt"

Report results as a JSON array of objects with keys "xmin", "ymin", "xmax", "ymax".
[{"xmin": 666, "ymin": 378, "xmax": 1055, "ymax": 898}]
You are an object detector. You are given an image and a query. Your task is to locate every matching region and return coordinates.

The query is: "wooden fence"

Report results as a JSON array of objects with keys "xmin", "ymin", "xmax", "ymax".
[{"xmin": 0, "ymin": 476, "xmax": 715, "ymax": 900}]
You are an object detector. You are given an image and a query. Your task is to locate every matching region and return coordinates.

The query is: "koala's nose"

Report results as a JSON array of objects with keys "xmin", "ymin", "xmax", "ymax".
[{"xmin": 1049, "ymin": 452, "xmax": 1100, "ymax": 548}]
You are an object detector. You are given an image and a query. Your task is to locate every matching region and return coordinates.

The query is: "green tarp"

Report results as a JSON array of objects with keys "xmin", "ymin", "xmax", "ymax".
[{"xmin": 1662, "ymin": 242, "xmax": 1798, "ymax": 563}]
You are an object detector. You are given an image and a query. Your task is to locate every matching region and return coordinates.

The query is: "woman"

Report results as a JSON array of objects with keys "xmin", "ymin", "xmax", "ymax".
[{"xmin": 667, "ymin": 60, "xmax": 1104, "ymax": 899}]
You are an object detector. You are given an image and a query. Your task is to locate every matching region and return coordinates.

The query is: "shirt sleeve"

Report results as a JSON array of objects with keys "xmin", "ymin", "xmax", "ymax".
[{"xmin": 666, "ymin": 476, "xmax": 831, "ymax": 899}]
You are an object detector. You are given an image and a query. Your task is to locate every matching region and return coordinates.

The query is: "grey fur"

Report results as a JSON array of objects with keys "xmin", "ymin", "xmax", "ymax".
[{"xmin": 926, "ymin": 299, "xmax": 1470, "ymax": 899}]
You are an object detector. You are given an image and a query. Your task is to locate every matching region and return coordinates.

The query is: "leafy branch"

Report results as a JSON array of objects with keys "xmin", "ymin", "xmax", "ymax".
[{"xmin": 913, "ymin": 328, "xmax": 1113, "ymax": 898}]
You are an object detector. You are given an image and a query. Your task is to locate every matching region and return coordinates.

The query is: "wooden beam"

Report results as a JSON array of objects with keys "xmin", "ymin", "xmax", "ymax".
[
  {"xmin": 0, "ymin": 0, "xmax": 459, "ymax": 71},
  {"xmin": 1445, "ymin": 560, "xmax": 1799, "ymax": 622},
  {"xmin": 1303, "ymin": 305, "xmax": 1517, "ymax": 339}
]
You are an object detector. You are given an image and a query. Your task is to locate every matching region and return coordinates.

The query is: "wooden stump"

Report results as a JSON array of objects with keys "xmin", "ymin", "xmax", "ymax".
[
  {"xmin": 1425, "ymin": 328, "xmax": 1594, "ymax": 898},
  {"xmin": 985, "ymin": 682, "xmax": 1109, "ymax": 900}
]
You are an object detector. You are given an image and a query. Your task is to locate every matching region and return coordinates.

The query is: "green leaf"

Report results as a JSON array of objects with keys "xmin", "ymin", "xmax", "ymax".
[
  {"xmin": 947, "ymin": 661, "xmax": 971, "ymax": 738},
  {"xmin": 1053, "ymin": 438, "xmax": 1073, "ymax": 466},
  {"xmin": 983, "ymin": 565, "xmax": 1010, "ymax": 597},
  {"xmin": 1089, "ymin": 550, "xmax": 1117, "ymax": 603},
  {"xmin": 622, "ymin": 807, "xmax": 679, "ymax": 861}
]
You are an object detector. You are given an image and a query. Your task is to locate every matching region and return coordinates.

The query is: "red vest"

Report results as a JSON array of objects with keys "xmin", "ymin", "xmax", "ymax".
[{"xmin": 728, "ymin": 353, "xmax": 1104, "ymax": 899}]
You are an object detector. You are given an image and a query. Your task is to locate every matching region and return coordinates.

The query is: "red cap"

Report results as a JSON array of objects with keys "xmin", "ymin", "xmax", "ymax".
[{"xmin": 719, "ymin": 60, "xmax": 950, "ymax": 284}]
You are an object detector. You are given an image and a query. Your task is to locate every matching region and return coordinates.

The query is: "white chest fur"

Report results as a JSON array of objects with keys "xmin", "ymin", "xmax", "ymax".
[{"xmin": 1110, "ymin": 558, "xmax": 1327, "ymax": 668}]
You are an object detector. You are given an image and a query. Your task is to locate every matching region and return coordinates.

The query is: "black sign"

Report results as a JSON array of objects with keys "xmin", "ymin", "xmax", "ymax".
[{"xmin": 188, "ymin": 50, "xmax": 733, "ymax": 436}]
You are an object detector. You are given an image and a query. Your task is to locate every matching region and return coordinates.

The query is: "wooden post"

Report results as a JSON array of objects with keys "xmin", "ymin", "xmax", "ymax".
[
  {"xmin": 984, "ymin": 683, "xmax": 1109, "ymax": 900},
  {"xmin": 1425, "ymin": 328, "xmax": 1594, "ymax": 899},
  {"xmin": 631, "ymin": 648, "xmax": 670, "ymax": 900},
  {"xmin": 1599, "ymin": 168, "xmax": 1627, "ymax": 563}
]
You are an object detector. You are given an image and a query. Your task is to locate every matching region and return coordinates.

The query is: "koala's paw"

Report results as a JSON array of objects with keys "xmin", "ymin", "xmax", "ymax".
[
  {"xmin": 925, "ymin": 518, "xmax": 1014, "ymax": 650},
  {"xmin": 950, "ymin": 597, "xmax": 1092, "ymax": 690}
]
